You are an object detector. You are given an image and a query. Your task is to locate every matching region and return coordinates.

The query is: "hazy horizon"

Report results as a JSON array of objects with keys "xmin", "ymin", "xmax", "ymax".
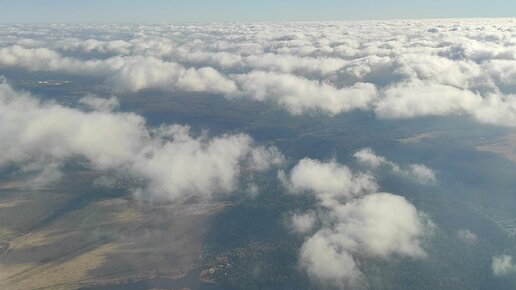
[{"xmin": 1, "ymin": 0, "xmax": 515, "ymax": 23}]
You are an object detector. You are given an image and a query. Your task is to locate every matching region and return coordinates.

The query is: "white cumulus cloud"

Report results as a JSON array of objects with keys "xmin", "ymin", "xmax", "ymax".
[
  {"xmin": 281, "ymin": 157, "xmax": 433, "ymax": 288},
  {"xmin": 0, "ymin": 80, "xmax": 282, "ymax": 200},
  {"xmin": 354, "ymin": 147, "xmax": 436, "ymax": 184}
]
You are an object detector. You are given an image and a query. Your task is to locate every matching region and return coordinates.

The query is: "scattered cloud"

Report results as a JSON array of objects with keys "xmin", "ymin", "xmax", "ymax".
[
  {"xmin": 0, "ymin": 80, "xmax": 282, "ymax": 200},
  {"xmin": 457, "ymin": 229, "xmax": 478, "ymax": 245},
  {"xmin": 279, "ymin": 158, "xmax": 378, "ymax": 206},
  {"xmin": 290, "ymin": 211, "xmax": 317, "ymax": 234},
  {"xmin": 354, "ymin": 148, "xmax": 436, "ymax": 184},
  {"xmin": 492, "ymin": 255, "xmax": 516, "ymax": 276},
  {"xmin": 282, "ymin": 157, "xmax": 433, "ymax": 288}
]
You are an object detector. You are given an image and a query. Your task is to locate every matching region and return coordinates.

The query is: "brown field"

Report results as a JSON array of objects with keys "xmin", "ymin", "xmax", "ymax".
[
  {"xmin": 477, "ymin": 133, "xmax": 516, "ymax": 163},
  {"xmin": 0, "ymin": 172, "xmax": 228, "ymax": 290}
]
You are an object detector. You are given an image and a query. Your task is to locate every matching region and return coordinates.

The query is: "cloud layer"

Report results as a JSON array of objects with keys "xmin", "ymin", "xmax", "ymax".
[{"xmin": 1, "ymin": 19, "xmax": 515, "ymax": 125}]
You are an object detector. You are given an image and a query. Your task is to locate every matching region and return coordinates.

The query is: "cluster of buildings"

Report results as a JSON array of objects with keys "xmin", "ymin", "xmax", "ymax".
[{"xmin": 110, "ymin": 176, "xmax": 145, "ymax": 192}]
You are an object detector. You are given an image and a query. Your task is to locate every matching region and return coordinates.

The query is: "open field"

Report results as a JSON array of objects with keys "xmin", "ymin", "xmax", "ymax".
[
  {"xmin": 477, "ymin": 133, "xmax": 516, "ymax": 163},
  {"xmin": 0, "ymin": 173, "xmax": 228, "ymax": 290}
]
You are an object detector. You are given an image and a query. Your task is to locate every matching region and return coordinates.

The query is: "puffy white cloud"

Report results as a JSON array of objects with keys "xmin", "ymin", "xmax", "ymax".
[
  {"xmin": 130, "ymin": 127, "xmax": 264, "ymax": 200},
  {"xmin": 0, "ymin": 45, "xmax": 123, "ymax": 75},
  {"xmin": 372, "ymin": 79, "xmax": 516, "ymax": 126},
  {"xmin": 110, "ymin": 57, "xmax": 238, "ymax": 94},
  {"xmin": 0, "ymin": 80, "xmax": 281, "ymax": 200},
  {"xmin": 290, "ymin": 211, "xmax": 317, "ymax": 234},
  {"xmin": 342, "ymin": 54, "xmax": 481, "ymax": 89},
  {"xmin": 279, "ymin": 158, "xmax": 378, "ymax": 206},
  {"xmin": 354, "ymin": 148, "xmax": 436, "ymax": 184},
  {"xmin": 483, "ymin": 60, "xmax": 516, "ymax": 90},
  {"xmin": 327, "ymin": 193, "xmax": 428, "ymax": 258},
  {"xmin": 0, "ymin": 81, "xmax": 146, "ymax": 170},
  {"xmin": 234, "ymin": 71, "xmax": 378, "ymax": 115},
  {"xmin": 282, "ymin": 158, "xmax": 432, "ymax": 288},
  {"xmin": 492, "ymin": 255, "xmax": 516, "ymax": 276},
  {"xmin": 299, "ymin": 193, "xmax": 429, "ymax": 289},
  {"xmin": 405, "ymin": 164, "xmax": 437, "ymax": 184},
  {"xmin": 471, "ymin": 93, "xmax": 516, "ymax": 126},
  {"xmin": 0, "ymin": 46, "xmax": 237, "ymax": 95},
  {"xmin": 353, "ymin": 147, "xmax": 388, "ymax": 169},
  {"xmin": 375, "ymin": 81, "xmax": 483, "ymax": 119},
  {"xmin": 300, "ymin": 231, "xmax": 365, "ymax": 289},
  {"xmin": 248, "ymin": 145, "xmax": 285, "ymax": 171}
]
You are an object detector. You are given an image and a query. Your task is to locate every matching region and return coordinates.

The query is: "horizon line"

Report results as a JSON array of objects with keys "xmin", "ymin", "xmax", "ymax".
[{"xmin": 1, "ymin": 16, "xmax": 515, "ymax": 25}]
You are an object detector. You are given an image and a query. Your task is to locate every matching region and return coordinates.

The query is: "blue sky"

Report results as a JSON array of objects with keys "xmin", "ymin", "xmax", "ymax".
[{"xmin": 1, "ymin": 0, "xmax": 515, "ymax": 23}]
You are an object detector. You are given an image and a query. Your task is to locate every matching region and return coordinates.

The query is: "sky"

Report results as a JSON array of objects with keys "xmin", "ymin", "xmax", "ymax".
[{"xmin": 1, "ymin": 0, "xmax": 515, "ymax": 23}]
